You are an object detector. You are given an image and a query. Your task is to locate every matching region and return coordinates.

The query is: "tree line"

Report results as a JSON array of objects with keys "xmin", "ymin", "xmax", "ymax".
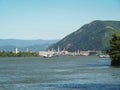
[{"xmin": 0, "ymin": 51, "xmax": 38, "ymax": 57}]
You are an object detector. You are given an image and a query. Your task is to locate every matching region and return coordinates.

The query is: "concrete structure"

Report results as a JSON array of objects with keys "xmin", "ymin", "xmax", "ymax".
[
  {"xmin": 79, "ymin": 51, "xmax": 90, "ymax": 56},
  {"xmin": 39, "ymin": 50, "xmax": 55, "ymax": 57}
]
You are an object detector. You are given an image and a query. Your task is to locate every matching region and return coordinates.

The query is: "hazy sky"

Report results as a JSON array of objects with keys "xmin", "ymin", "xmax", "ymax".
[{"xmin": 0, "ymin": 0, "xmax": 120, "ymax": 40}]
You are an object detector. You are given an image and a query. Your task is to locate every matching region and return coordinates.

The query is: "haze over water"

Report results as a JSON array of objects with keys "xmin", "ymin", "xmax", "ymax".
[{"xmin": 0, "ymin": 56, "xmax": 120, "ymax": 90}]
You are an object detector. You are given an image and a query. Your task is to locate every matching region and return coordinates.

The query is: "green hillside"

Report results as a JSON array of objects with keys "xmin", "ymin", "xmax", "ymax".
[{"xmin": 50, "ymin": 20, "xmax": 120, "ymax": 51}]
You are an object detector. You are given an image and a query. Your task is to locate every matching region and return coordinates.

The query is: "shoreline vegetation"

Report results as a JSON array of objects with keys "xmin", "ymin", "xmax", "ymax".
[
  {"xmin": 0, "ymin": 51, "xmax": 38, "ymax": 57},
  {"xmin": 108, "ymin": 33, "xmax": 120, "ymax": 66}
]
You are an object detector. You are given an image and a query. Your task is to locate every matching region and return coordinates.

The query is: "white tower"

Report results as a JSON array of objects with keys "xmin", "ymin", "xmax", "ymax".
[
  {"xmin": 15, "ymin": 48, "xmax": 18, "ymax": 54},
  {"xmin": 26, "ymin": 48, "xmax": 29, "ymax": 52}
]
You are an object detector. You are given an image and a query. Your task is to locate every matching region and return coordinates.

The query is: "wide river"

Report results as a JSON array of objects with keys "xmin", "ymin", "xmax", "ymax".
[{"xmin": 0, "ymin": 56, "xmax": 120, "ymax": 90}]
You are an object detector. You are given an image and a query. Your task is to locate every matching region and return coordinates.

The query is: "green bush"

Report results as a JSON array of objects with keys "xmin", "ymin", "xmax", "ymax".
[{"xmin": 108, "ymin": 32, "xmax": 120, "ymax": 66}]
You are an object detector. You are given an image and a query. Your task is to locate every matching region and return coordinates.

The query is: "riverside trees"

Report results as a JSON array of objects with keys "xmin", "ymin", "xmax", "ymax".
[
  {"xmin": 108, "ymin": 33, "xmax": 120, "ymax": 66},
  {"xmin": 0, "ymin": 51, "xmax": 35, "ymax": 57}
]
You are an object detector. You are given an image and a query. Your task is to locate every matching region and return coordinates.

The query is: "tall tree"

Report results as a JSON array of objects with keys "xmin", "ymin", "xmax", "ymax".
[{"xmin": 108, "ymin": 32, "xmax": 120, "ymax": 66}]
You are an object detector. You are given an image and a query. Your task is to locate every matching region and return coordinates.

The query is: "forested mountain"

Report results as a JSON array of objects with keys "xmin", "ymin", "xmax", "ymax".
[{"xmin": 50, "ymin": 20, "xmax": 120, "ymax": 51}]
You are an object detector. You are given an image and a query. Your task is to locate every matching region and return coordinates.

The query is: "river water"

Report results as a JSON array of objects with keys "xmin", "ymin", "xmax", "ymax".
[{"xmin": 0, "ymin": 56, "xmax": 120, "ymax": 90}]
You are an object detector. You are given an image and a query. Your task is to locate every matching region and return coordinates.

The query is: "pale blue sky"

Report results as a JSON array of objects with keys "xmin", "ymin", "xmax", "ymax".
[{"xmin": 0, "ymin": 0, "xmax": 120, "ymax": 40}]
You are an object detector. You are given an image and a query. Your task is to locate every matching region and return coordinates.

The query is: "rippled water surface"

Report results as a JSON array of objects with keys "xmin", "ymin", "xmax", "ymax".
[{"xmin": 0, "ymin": 56, "xmax": 120, "ymax": 90}]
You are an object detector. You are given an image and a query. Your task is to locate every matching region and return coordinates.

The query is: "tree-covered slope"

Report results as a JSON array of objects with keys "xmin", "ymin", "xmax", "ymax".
[{"xmin": 50, "ymin": 20, "xmax": 120, "ymax": 51}]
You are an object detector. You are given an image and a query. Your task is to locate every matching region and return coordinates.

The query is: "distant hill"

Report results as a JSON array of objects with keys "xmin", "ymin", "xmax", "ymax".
[
  {"xmin": 0, "ymin": 39, "xmax": 58, "ymax": 51},
  {"xmin": 50, "ymin": 20, "xmax": 120, "ymax": 51}
]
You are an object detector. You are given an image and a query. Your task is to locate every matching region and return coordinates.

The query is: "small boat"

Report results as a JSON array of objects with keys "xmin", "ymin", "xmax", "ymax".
[
  {"xmin": 99, "ymin": 54, "xmax": 110, "ymax": 58},
  {"xmin": 43, "ymin": 54, "xmax": 53, "ymax": 58}
]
